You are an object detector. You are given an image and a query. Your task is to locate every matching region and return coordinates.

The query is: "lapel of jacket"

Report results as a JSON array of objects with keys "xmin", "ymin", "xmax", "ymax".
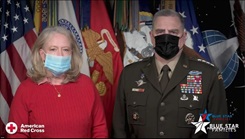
[
  {"xmin": 141, "ymin": 56, "xmax": 162, "ymax": 94},
  {"xmin": 162, "ymin": 52, "xmax": 190, "ymax": 98}
]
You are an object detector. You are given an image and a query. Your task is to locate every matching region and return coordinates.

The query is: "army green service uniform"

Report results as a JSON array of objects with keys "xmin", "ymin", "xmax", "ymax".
[{"xmin": 112, "ymin": 52, "xmax": 228, "ymax": 138}]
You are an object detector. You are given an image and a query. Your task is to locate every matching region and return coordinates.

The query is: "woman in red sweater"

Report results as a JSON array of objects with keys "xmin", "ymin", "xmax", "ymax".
[{"xmin": 7, "ymin": 26, "xmax": 108, "ymax": 138}]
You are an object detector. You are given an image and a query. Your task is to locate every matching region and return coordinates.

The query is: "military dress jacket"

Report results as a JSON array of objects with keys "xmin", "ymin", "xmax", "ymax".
[{"xmin": 112, "ymin": 52, "xmax": 228, "ymax": 138}]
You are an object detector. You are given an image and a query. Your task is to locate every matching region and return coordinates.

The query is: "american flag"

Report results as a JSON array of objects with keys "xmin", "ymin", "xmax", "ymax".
[
  {"xmin": 176, "ymin": 0, "xmax": 211, "ymax": 62},
  {"xmin": 0, "ymin": 0, "xmax": 37, "ymax": 137}
]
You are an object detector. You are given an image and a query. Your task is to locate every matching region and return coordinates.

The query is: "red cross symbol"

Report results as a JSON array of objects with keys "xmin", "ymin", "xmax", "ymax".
[
  {"xmin": 8, "ymin": 124, "xmax": 16, "ymax": 132},
  {"xmin": 5, "ymin": 122, "xmax": 18, "ymax": 134}
]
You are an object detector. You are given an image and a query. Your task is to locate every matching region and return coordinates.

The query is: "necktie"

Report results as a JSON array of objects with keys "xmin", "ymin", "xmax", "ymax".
[{"xmin": 160, "ymin": 65, "xmax": 170, "ymax": 92}]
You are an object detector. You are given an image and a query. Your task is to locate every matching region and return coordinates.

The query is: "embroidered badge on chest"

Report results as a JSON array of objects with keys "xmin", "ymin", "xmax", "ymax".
[
  {"xmin": 180, "ymin": 70, "xmax": 202, "ymax": 94},
  {"xmin": 135, "ymin": 73, "xmax": 146, "ymax": 87},
  {"xmin": 185, "ymin": 113, "xmax": 195, "ymax": 124},
  {"xmin": 180, "ymin": 94, "xmax": 189, "ymax": 101},
  {"xmin": 132, "ymin": 112, "xmax": 140, "ymax": 121}
]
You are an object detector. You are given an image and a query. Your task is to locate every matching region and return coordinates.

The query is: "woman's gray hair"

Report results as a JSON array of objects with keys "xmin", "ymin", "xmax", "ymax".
[
  {"xmin": 152, "ymin": 9, "xmax": 185, "ymax": 29},
  {"xmin": 27, "ymin": 26, "xmax": 83, "ymax": 84}
]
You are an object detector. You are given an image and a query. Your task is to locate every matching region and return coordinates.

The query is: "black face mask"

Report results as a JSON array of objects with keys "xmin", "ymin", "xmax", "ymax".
[{"xmin": 154, "ymin": 34, "xmax": 180, "ymax": 60}]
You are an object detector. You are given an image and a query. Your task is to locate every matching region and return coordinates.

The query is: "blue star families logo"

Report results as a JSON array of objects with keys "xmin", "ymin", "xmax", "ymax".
[
  {"xmin": 207, "ymin": 113, "xmax": 239, "ymax": 133},
  {"xmin": 191, "ymin": 109, "xmax": 211, "ymax": 134},
  {"xmin": 191, "ymin": 110, "xmax": 239, "ymax": 134}
]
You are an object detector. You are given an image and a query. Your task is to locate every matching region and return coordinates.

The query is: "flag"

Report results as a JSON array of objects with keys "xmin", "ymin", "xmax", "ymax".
[
  {"xmin": 72, "ymin": 0, "xmax": 81, "ymax": 29},
  {"xmin": 0, "ymin": 0, "xmax": 37, "ymax": 137},
  {"xmin": 80, "ymin": 0, "xmax": 91, "ymax": 28},
  {"xmin": 33, "ymin": 0, "xmax": 42, "ymax": 34},
  {"xmin": 33, "ymin": 0, "xmax": 49, "ymax": 34},
  {"xmin": 48, "ymin": 0, "xmax": 57, "ymax": 27},
  {"xmin": 122, "ymin": 1, "xmax": 155, "ymax": 66},
  {"xmin": 58, "ymin": 0, "xmax": 90, "ymax": 77},
  {"xmin": 192, "ymin": 0, "xmax": 239, "ymax": 89},
  {"xmin": 193, "ymin": 0, "xmax": 243, "ymax": 138},
  {"xmin": 81, "ymin": 0, "xmax": 123, "ymax": 133},
  {"xmin": 41, "ymin": 0, "xmax": 48, "ymax": 31},
  {"xmin": 113, "ymin": 0, "xmax": 128, "ymax": 31},
  {"xmin": 176, "ymin": 0, "xmax": 211, "ymax": 62}
]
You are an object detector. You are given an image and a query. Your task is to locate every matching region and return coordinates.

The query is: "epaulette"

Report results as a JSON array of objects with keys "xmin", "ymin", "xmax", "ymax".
[
  {"xmin": 191, "ymin": 58, "xmax": 215, "ymax": 67},
  {"xmin": 125, "ymin": 57, "xmax": 151, "ymax": 68},
  {"xmin": 217, "ymin": 71, "xmax": 223, "ymax": 80},
  {"xmin": 141, "ymin": 57, "xmax": 151, "ymax": 62}
]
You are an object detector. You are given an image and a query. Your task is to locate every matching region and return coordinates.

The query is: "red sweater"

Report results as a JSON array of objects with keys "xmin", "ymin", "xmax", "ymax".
[{"xmin": 8, "ymin": 74, "xmax": 108, "ymax": 138}]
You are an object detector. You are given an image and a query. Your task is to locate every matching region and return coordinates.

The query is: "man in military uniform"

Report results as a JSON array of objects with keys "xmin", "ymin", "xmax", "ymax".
[{"xmin": 112, "ymin": 9, "xmax": 228, "ymax": 138}]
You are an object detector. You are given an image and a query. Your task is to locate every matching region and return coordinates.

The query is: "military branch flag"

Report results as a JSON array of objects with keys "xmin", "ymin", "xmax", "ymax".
[
  {"xmin": 79, "ymin": 0, "xmax": 91, "ymax": 29},
  {"xmin": 193, "ymin": 0, "xmax": 239, "ymax": 89},
  {"xmin": 33, "ymin": 0, "xmax": 48, "ymax": 34},
  {"xmin": 71, "ymin": 0, "xmax": 81, "ymax": 29},
  {"xmin": 33, "ymin": 0, "xmax": 42, "ymax": 34},
  {"xmin": 0, "ymin": 0, "xmax": 37, "ymax": 137},
  {"xmin": 41, "ymin": 0, "xmax": 48, "ymax": 32},
  {"xmin": 176, "ymin": 0, "xmax": 211, "ymax": 62},
  {"xmin": 58, "ymin": 0, "xmax": 90, "ymax": 77},
  {"xmin": 47, "ymin": 0, "xmax": 57, "ymax": 27},
  {"xmin": 81, "ymin": 0, "xmax": 123, "ymax": 133},
  {"xmin": 193, "ymin": 0, "xmax": 244, "ymax": 138}
]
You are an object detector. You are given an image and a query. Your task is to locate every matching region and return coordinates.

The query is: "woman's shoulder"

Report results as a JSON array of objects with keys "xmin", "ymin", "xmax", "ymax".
[
  {"xmin": 18, "ymin": 77, "xmax": 35, "ymax": 86},
  {"xmin": 16, "ymin": 78, "xmax": 37, "ymax": 94},
  {"xmin": 14, "ymin": 78, "xmax": 37, "ymax": 98},
  {"xmin": 19, "ymin": 77, "xmax": 37, "ymax": 87},
  {"xmin": 74, "ymin": 73, "xmax": 94, "ymax": 86},
  {"xmin": 77, "ymin": 73, "xmax": 92, "ymax": 82}
]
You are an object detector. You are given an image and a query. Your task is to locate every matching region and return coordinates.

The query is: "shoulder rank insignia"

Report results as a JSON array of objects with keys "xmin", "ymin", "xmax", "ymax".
[
  {"xmin": 217, "ymin": 71, "xmax": 223, "ymax": 80},
  {"xmin": 197, "ymin": 59, "xmax": 214, "ymax": 67}
]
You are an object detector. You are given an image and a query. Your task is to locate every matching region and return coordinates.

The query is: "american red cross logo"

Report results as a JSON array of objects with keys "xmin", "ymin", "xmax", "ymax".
[{"xmin": 5, "ymin": 122, "xmax": 18, "ymax": 134}]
